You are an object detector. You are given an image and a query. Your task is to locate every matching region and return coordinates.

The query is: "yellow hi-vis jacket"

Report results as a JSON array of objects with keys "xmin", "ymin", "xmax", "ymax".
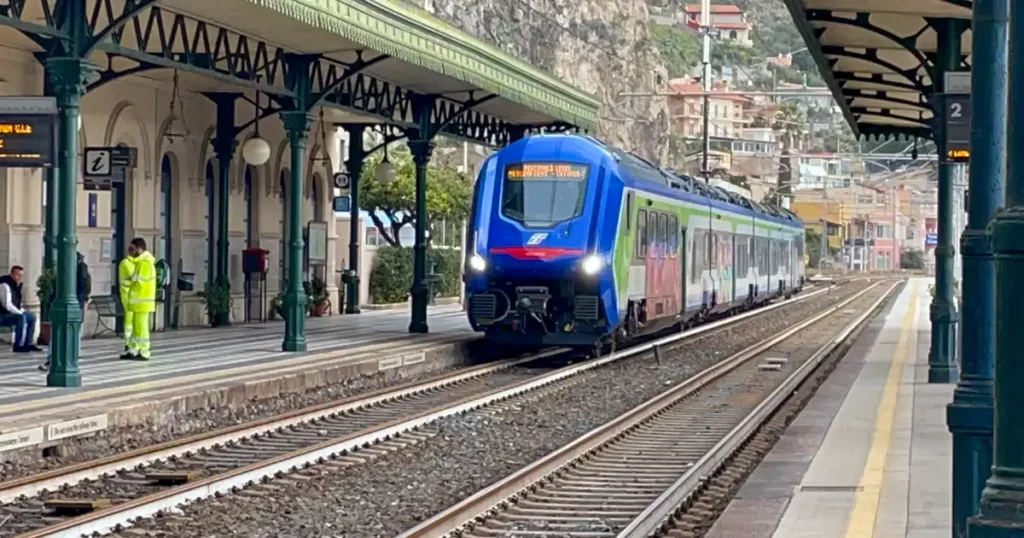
[{"xmin": 118, "ymin": 251, "xmax": 157, "ymax": 313}]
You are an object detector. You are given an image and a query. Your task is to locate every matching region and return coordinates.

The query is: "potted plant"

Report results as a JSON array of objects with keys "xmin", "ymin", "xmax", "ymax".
[
  {"xmin": 197, "ymin": 277, "xmax": 232, "ymax": 327},
  {"xmin": 305, "ymin": 276, "xmax": 330, "ymax": 317},
  {"xmin": 35, "ymin": 267, "xmax": 56, "ymax": 345},
  {"xmin": 269, "ymin": 293, "xmax": 284, "ymax": 320}
]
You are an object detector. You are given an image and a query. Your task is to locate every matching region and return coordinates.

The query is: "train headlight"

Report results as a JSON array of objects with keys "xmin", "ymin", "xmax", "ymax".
[
  {"xmin": 581, "ymin": 255, "xmax": 604, "ymax": 275},
  {"xmin": 468, "ymin": 254, "xmax": 487, "ymax": 272}
]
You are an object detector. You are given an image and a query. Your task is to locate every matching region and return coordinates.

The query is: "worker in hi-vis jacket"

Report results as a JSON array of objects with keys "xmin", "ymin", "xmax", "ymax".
[{"xmin": 118, "ymin": 237, "xmax": 157, "ymax": 360}]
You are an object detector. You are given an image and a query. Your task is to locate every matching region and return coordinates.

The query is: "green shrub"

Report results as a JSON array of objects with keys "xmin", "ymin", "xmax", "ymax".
[
  {"xmin": 369, "ymin": 245, "xmax": 463, "ymax": 304},
  {"xmin": 429, "ymin": 249, "xmax": 462, "ymax": 297},
  {"xmin": 370, "ymin": 246, "xmax": 414, "ymax": 304}
]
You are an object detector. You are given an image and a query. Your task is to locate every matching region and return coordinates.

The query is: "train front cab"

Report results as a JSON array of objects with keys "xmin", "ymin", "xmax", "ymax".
[{"xmin": 463, "ymin": 140, "xmax": 619, "ymax": 348}]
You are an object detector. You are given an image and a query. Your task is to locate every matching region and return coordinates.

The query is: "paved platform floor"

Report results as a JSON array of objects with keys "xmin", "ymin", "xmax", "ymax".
[
  {"xmin": 0, "ymin": 305, "xmax": 473, "ymax": 442},
  {"xmin": 708, "ymin": 277, "xmax": 953, "ymax": 538}
]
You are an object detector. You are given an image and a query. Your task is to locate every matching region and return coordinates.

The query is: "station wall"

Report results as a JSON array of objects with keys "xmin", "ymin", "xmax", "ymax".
[{"xmin": 0, "ymin": 48, "xmax": 341, "ymax": 330}]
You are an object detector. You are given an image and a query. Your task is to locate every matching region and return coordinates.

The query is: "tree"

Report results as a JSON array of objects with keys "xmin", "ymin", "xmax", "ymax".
[
  {"xmin": 358, "ymin": 144, "xmax": 473, "ymax": 247},
  {"xmin": 806, "ymin": 229, "xmax": 823, "ymax": 267},
  {"xmin": 901, "ymin": 248, "xmax": 926, "ymax": 270}
]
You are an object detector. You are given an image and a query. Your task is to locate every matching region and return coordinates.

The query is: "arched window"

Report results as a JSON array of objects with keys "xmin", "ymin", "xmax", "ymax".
[
  {"xmin": 159, "ymin": 154, "xmax": 173, "ymax": 263},
  {"xmin": 311, "ymin": 173, "xmax": 323, "ymax": 222},
  {"xmin": 205, "ymin": 160, "xmax": 215, "ymax": 285},
  {"xmin": 244, "ymin": 165, "xmax": 256, "ymax": 247}
]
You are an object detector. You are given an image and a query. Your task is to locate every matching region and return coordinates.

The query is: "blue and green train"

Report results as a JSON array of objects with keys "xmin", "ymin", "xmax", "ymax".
[{"xmin": 463, "ymin": 134, "xmax": 805, "ymax": 348}]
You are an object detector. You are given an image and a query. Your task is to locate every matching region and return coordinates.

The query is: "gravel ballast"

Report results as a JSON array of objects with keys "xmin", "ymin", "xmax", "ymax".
[
  {"xmin": 0, "ymin": 360, "xmax": 481, "ymax": 483},
  {"xmin": 109, "ymin": 282, "xmax": 880, "ymax": 538}
]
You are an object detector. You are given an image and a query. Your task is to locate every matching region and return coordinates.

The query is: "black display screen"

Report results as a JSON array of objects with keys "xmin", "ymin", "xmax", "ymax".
[{"xmin": 0, "ymin": 115, "xmax": 55, "ymax": 167}]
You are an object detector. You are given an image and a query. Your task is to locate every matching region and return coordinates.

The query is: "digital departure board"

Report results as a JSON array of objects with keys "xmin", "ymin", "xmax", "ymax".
[
  {"xmin": 505, "ymin": 162, "xmax": 588, "ymax": 180},
  {"xmin": 0, "ymin": 115, "xmax": 55, "ymax": 167},
  {"xmin": 947, "ymin": 148, "xmax": 970, "ymax": 162}
]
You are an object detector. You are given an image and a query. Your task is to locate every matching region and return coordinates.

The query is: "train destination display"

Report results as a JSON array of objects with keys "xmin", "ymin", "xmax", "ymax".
[
  {"xmin": 505, "ymin": 162, "xmax": 588, "ymax": 180},
  {"xmin": 0, "ymin": 115, "xmax": 55, "ymax": 167}
]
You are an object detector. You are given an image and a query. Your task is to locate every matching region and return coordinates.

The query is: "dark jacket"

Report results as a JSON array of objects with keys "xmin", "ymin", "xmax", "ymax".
[
  {"xmin": 0, "ymin": 274, "xmax": 22, "ymax": 316},
  {"xmin": 77, "ymin": 257, "xmax": 91, "ymax": 306},
  {"xmin": 46, "ymin": 255, "xmax": 91, "ymax": 309}
]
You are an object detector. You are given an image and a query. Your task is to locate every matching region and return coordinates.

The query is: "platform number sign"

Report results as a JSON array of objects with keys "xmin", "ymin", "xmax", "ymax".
[
  {"xmin": 943, "ymin": 71, "xmax": 972, "ymax": 164},
  {"xmin": 333, "ymin": 171, "xmax": 350, "ymax": 194}
]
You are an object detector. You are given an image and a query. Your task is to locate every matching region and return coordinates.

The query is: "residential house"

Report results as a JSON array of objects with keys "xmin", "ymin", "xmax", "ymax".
[{"xmin": 683, "ymin": 4, "xmax": 754, "ymax": 47}]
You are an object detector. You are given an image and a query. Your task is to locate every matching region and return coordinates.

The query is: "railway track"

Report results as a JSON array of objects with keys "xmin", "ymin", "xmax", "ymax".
[
  {"xmin": 0, "ymin": 283, "xmax": 843, "ymax": 538},
  {"xmin": 397, "ymin": 280, "xmax": 897, "ymax": 538}
]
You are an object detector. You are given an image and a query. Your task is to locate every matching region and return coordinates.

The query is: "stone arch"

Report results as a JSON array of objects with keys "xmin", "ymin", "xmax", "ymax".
[
  {"xmin": 310, "ymin": 171, "xmax": 327, "ymax": 222},
  {"xmin": 154, "ymin": 113, "xmax": 194, "ymax": 188},
  {"xmin": 196, "ymin": 125, "xmax": 216, "ymax": 189},
  {"xmin": 241, "ymin": 162, "xmax": 262, "ymax": 247},
  {"xmin": 305, "ymin": 142, "xmax": 332, "ymax": 199},
  {"xmin": 156, "ymin": 151, "xmax": 182, "ymax": 260},
  {"xmin": 104, "ymin": 100, "xmax": 152, "ymax": 182}
]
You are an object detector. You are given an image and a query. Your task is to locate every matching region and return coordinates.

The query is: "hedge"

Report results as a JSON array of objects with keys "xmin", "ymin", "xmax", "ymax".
[{"xmin": 369, "ymin": 245, "xmax": 463, "ymax": 304}]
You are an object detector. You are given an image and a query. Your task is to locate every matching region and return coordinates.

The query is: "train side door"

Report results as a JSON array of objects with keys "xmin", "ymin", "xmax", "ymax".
[{"xmin": 679, "ymin": 226, "xmax": 687, "ymax": 315}]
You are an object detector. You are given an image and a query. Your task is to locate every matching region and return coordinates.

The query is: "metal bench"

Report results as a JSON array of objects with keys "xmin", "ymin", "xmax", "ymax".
[{"xmin": 90, "ymin": 295, "xmax": 122, "ymax": 338}]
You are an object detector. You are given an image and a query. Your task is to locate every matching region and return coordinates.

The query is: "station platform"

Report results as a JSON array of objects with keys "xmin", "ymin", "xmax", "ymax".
[
  {"xmin": 0, "ymin": 305, "xmax": 475, "ymax": 456},
  {"xmin": 708, "ymin": 277, "xmax": 953, "ymax": 538}
]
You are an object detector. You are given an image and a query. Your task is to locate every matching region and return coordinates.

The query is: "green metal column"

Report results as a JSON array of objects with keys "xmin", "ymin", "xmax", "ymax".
[
  {"xmin": 345, "ymin": 125, "xmax": 365, "ymax": 315},
  {"xmin": 45, "ymin": 57, "xmax": 94, "ymax": 388},
  {"xmin": 280, "ymin": 111, "xmax": 310, "ymax": 351},
  {"xmin": 929, "ymin": 19, "xmax": 968, "ymax": 384},
  {"xmin": 968, "ymin": 3, "xmax": 1024, "ymax": 536},
  {"xmin": 211, "ymin": 95, "xmax": 237, "ymax": 327},
  {"xmin": 42, "ymin": 77, "xmax": 58, "ymax": 272},
  {"xmin": 408, "ymin": 137, "xmax": 434, "ymax": 334},
  {"xmin": 949, "ymin": 0, "xmax": 1007, "ymax": 534}
]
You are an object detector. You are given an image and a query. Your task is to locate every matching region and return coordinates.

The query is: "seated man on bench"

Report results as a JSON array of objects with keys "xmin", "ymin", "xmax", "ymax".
[{"xmin": 0, "ymin": 265, "xmax": 42, "ymax": 353}]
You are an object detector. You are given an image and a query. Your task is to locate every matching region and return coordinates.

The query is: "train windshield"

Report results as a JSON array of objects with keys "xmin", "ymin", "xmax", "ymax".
[{"xmin": 500, "ymin": 162, "xmax": 589, "ymax": 227}]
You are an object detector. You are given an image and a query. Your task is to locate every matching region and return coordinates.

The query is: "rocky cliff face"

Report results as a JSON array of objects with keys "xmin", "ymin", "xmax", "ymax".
[{"xmin": 413, "ymin": 0, "xmax": 671, "ymax": 162}]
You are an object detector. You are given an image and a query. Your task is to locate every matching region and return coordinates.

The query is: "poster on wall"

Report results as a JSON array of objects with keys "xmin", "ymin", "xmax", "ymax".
[
  {"xmin": 925, "ymin": 217, "xmax": 937, "ymax": 248},
  {"xmin": 307, "ymin": 221, "xmax": 328, "ymax": 266}
]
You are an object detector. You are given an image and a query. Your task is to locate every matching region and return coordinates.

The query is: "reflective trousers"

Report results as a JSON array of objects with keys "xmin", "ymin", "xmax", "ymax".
[{"xmin": 123, "ymin": 311, "xmax": 151, "ymax": 359}]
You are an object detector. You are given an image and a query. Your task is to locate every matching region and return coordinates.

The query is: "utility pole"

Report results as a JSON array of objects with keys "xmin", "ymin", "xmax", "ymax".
[{"xmin": 700, "ymin": 0, "xmax": 711, "ymax": 183}]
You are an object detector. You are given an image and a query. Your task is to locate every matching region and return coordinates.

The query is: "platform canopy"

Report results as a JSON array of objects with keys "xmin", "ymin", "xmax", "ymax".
[
  {"xmin": 0, "ymin": 0, "xmax": 600, "ymax": 146},
  {"xmin": 781, "ymin": 0, "xmax": 972, "ymax": 140}
]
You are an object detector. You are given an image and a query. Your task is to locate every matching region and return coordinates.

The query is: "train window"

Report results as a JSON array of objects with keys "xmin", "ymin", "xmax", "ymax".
[
  {"xmin": 647, "ymin": 211, "xmax": 655, "ymax": 255},
  {"xmin": 670, "ymin": 216, "xmax": 679, "ymax": 257},
  {"xmin": 500, "ymin": 162, "xmax": 589, "ymax": 227},
  {"xmin": 659, "ymin": 214, "xmax": 669, "ymax": 259},
  {"xmin": 691, "ymin": 230, "xmax": 704, "ymax": 284},
  {"xmin": 626, "ymin": 193, "xmax": 634, "ymax": 231},
  {"xmin": 637, "ymin": 209, "xmax": 648, "ymax": 258}
]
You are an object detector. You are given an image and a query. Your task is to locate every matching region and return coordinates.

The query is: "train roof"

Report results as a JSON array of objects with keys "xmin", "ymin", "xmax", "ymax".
[{"xmin": 543, "ymin": 134, "xmax": 802, "ymax": 227}]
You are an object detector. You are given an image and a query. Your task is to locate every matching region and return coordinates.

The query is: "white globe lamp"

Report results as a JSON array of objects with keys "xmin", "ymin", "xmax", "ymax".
[
  {"xmin": 375, "ymin": 157, "xmax": 397, "ymax": 184},
  {"xmin": 242, "ymin": 136, "xmax": 271, "ymax": 166}
]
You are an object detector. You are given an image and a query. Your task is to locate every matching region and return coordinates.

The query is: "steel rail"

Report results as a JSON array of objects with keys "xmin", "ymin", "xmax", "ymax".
[
  {"xmin": 17, "ymin": 286, "xmax": 838, "ymax": 538},
  {"xmin": 394, "ymin": 281, "xmax": 884, "ymax": 538},
  {"xmin": 616, "ymin": 280, "xmax": 900, "ymax": 538},
  {"xmin": 0, "ymin": 347, "xmax": 570, "ymax": 504}
]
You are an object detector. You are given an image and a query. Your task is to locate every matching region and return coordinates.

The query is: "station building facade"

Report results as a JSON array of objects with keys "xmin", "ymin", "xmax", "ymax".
[{"xmin": 0, "ymin": 48, "xmax": 344, "ymax": 331}]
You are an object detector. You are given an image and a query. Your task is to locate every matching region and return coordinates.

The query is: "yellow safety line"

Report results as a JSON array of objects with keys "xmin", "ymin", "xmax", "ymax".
[
  {"xmin": 842, "ymin": 280, "xmax": 919, "ymax": 538},
  {"xmin": 0, "ymin": 333, "xmax": 470, "ymax": 418}
]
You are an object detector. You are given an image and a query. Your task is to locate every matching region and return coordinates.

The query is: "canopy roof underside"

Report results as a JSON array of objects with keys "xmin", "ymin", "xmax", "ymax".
[
  {"xmin": 782, "ymin": 0, "xmax": 972, "ymax": 140},
  {"xmin": 0, "ymin": 0, "xmax": 600, "ymax": 143}
]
